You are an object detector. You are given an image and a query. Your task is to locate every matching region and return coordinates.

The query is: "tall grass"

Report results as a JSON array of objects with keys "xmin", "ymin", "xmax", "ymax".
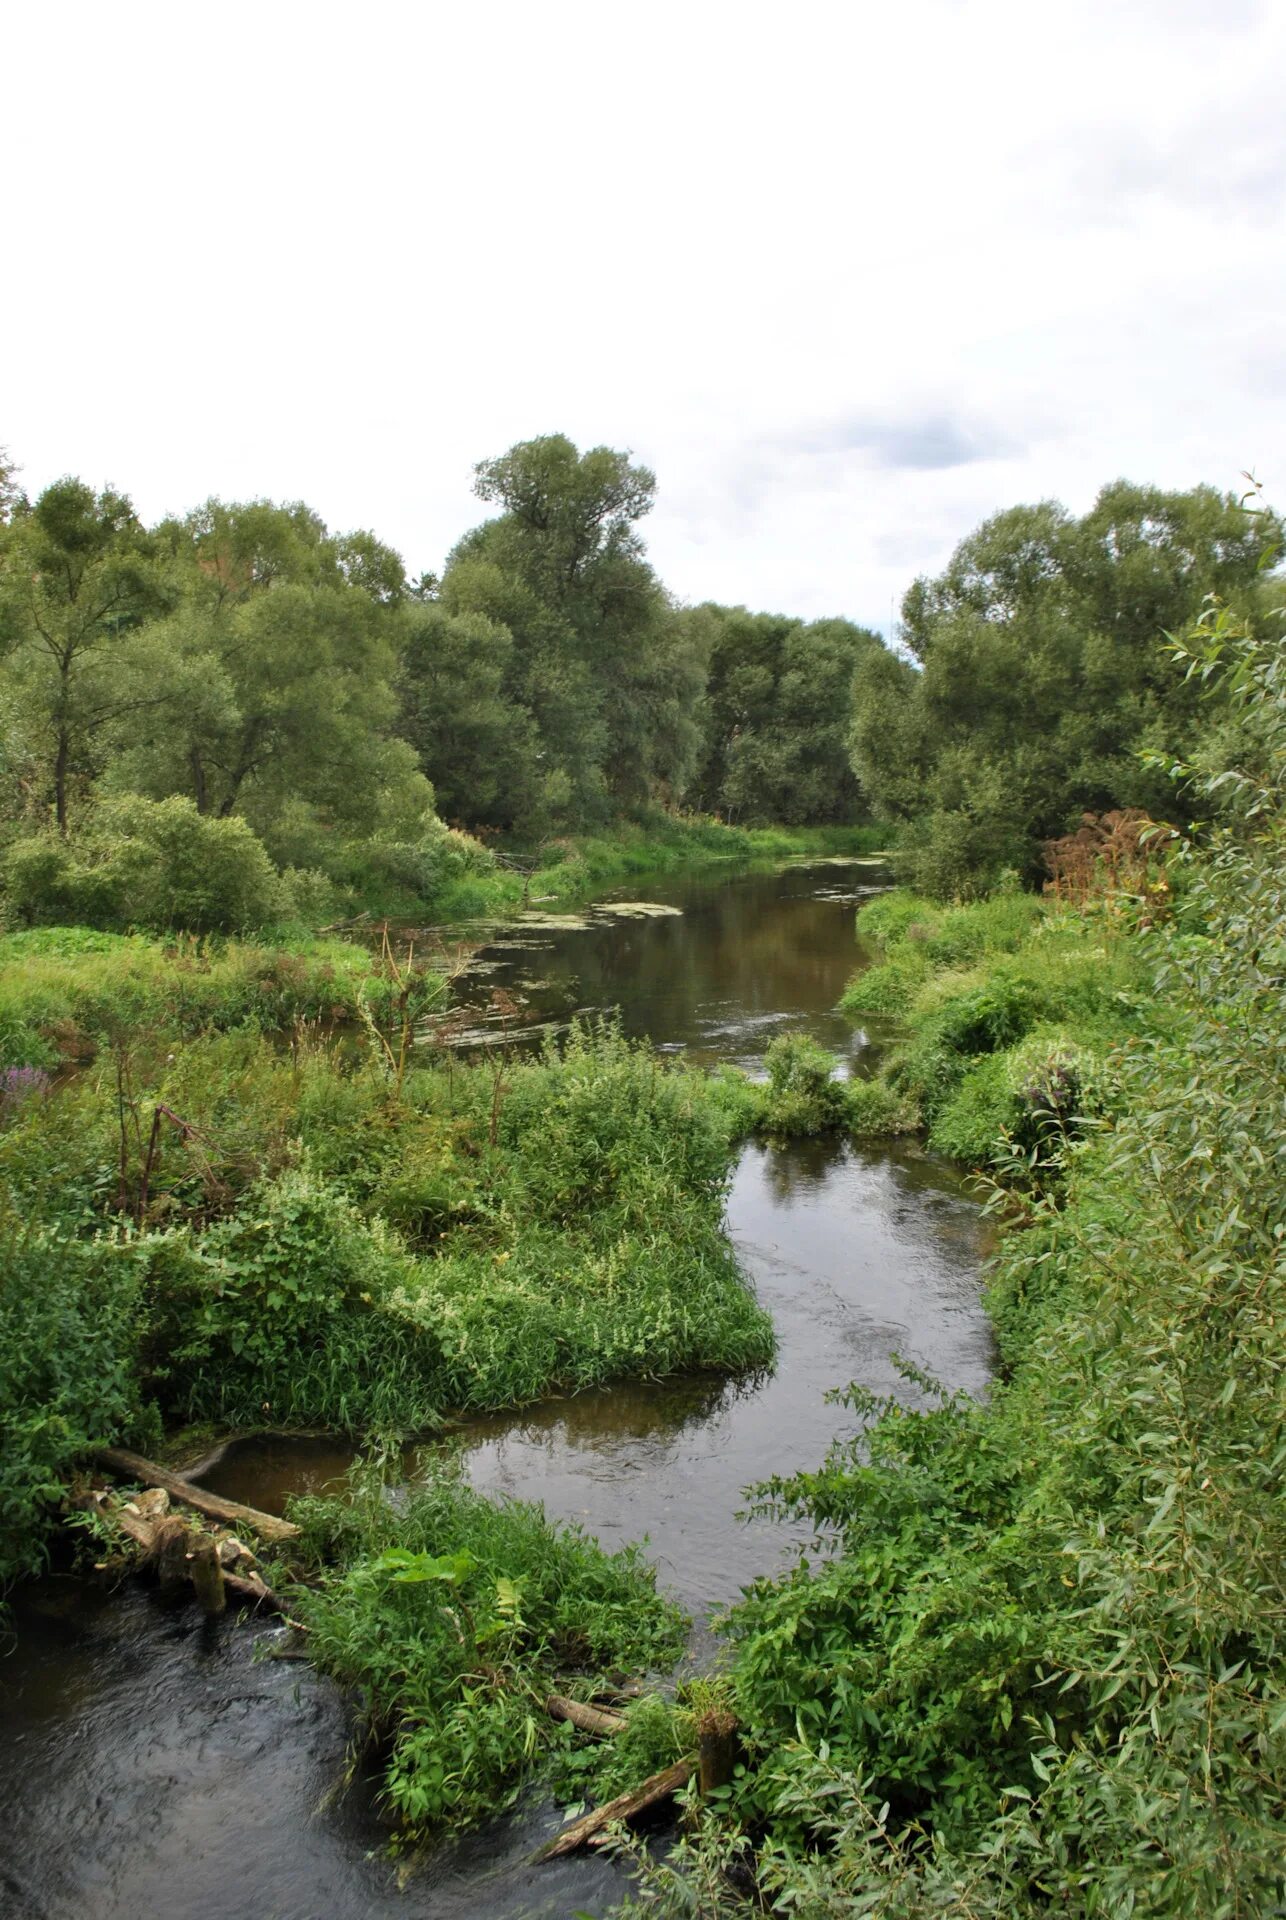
[
  {"xmin": 0, "ymin": 1019, "xmax": 773, "ymax": 1583},
  {"xmin": 0, "ymin": 926, "xmax": 422, "ymax": 1068},
  {"xmin": 838, "ymin": 888, "xmax": 1151, "ymax": 1166}
]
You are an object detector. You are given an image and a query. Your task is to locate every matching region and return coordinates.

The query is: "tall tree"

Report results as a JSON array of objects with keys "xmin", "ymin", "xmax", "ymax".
[
  {"xmin": 111, "ymin": 499, "xmax": 427, "ymax": 845},
  {"xmin": 853, "ymin": 481, "xmax": 1278, "ymax": 894},
  {"xmin": 692, "ymin": 607, "xmax": 879, "ymax": 823},
  {"xmin": 0, "ymin": 479, "xmax": 171, "ymax": 829}
]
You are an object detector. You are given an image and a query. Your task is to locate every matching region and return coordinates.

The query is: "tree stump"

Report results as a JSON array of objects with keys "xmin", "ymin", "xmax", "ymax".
[
  {"xmin": 189, "ymin": 1535, "xmax": 226, "ymax": 1616},
  {"xmin": 153, "ymin": 1516, "xmax": 191, "ymax": 1593},
  {"xmin": 696, "ymin": 1708, "xmax": 739, "ymax": 1797}
]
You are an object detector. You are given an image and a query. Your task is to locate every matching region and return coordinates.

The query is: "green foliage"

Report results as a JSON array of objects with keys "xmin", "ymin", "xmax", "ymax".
[
  {"xmin": 761, "ymin": 1033, "xmax": 847, "ymax": 1136},
  {"xmin": 0, "ymin": 1005, "xmax": 774, "ymax": 1578},
  {"xmin": 5, "ymin": 796, "xmax": 286, "ymax": 932},
  {"xmin": 289, "ymin": 1457, "xmax": 687, "ymax": 1836},
  {"xmin": 688, "ymin": 604, "xmax": 882, "ymax": 825},
  {"xmin": 145, "ymin": 1166, "xmax": 443, "ymax": 1431},
  {"xmin": 840, "ymin": 890, "xmax": 1145, "ymax": 1167},
  {"xmin": 851, "ymin": 483, "xmax": 1278, "ymax": 895},
  {"xmin": 0, "ymin": 928, "xmax": 402, "ymax": 1066},
  {"xmin": 627, "ymin": 594, "xmax": 1286, "ymax": 1917},
  {"xmin": 554, "ymin": 1688, "xmax": 692, "ymax": 1811},
  {"xmin": 439, "ymin": 434, "xmax": 707, "ymax": 822},
  {"xmin": 0, "ymin": 1219, "xmax": 157, "ymax": 1585}
]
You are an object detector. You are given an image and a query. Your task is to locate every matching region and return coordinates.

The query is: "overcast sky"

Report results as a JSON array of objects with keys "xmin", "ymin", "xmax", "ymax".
[{"xmin": 5, "ymin": 0, "xmax": 1283, "ymax": 630}]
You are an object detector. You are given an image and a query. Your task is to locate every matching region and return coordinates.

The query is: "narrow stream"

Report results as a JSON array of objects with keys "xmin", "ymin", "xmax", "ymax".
[{"xmin": 1, "ymin": 859, "xmax": 993, "ymax": 1920}]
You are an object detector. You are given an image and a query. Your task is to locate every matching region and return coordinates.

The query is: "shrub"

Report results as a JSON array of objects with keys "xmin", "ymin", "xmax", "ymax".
[
  {"xmin": 761, "ymin": 1033, "xmax": 847, "ymax": 1136},
  {"xmin": 145, "ymin": 1166, "xmax": 444, "ymax": 1431},
  {"xmin": 289, "ymin": 1459, "xmax": 688, "ymax": 1836},
  {"xmin": 4, "ymin": 797, "xmax": 285, "ymax": 933}
]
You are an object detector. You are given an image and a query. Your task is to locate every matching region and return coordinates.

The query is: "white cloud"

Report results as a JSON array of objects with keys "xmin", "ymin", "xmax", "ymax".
[{"xmin": 4, "ymin": 0, "xmax": 1282, "ymax": 632}]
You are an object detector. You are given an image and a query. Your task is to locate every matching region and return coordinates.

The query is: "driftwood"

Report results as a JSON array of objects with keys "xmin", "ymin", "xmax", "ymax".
[
  {"xmin": 94, "ymin": 1446, "xmax": 300, "ymax": 1542},
  {"xmin": 79, "ymin": 1489, "xmax": 287, "ymax": 1617},
  {"xmin": 535, "ymin": 1759, "xmax": 693, "ymax": 1860},
  {"xmin": 545, "ymin": 1693, "xmax": 628, "ymax": 1738}
]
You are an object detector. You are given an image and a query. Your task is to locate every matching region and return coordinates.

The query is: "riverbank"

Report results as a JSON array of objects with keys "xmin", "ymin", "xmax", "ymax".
[
  {"xmin": 0, "ymin": 819, "xmax": 887, "ymax": 1071},
  {"xmin": 0, "ymin": 847, "xmax": 987, "ymax": 1879},
  {"xmin": 627, "ymin": 895, "xmax": 1286, "ymax": 1904},
  {"xmin": 407, "ymin": 816, "xmax": 889, "ymax": 924},
  {"xmin": 836, "ymin": 885, "xmax": 1154, "ymax": 1164}
]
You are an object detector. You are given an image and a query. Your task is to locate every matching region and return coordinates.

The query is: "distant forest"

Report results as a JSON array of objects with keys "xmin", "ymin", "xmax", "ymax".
[{"xmin": 0, "ymin": 435, "xmax": 1275, "ymax": 926}]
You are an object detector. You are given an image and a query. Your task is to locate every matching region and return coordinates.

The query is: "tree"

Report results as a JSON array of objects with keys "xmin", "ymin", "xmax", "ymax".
[
  {"xmin": 109, "ymin": 499, "xmax": 430, "ymax": 857},
  {"xmin": 692, "ymin": 607, "xmax": 879, "ymax": 823},
  {"xmin": 398, "ymin": 603, "xmax": 544, "ymax": 829},
  {"xmin": 0, "ymin": 479, "xmax": 172, "ymax": 830},
  {"xmin": 441, "ymin": 435, "xmax": 698, "ymax": 821},
  {"xmin": 852, "ymin": 481, "xmax": 1280, "ymax": 895}
]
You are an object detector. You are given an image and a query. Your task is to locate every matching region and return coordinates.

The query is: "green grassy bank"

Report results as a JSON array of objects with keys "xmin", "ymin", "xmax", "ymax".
[
  {"xmin": 835, "ymin": 885, "xmax": 1155, "ymax": 1163},
  {"xmin": 421, "ymin": 817, "xmax": 888, "ymax": 924},
  {"xmin": 0, "ymin": 1020, "xmax": 775, "ymax": 1594},
  {"xmin": 615, "ymin": 626, "xmax": 1286, "ymax": 1916}
]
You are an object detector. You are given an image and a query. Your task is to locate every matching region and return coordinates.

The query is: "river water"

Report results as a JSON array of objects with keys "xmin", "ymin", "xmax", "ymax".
[{"xmin": 0, "ymin": 859, "xmax": 993, "ymax": 1920}]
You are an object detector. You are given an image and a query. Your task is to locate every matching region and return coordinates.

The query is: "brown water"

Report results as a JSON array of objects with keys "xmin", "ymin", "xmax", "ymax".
[{"xmin": 0, "ymin": 858, "xmax": 992, "ymax": 1920}]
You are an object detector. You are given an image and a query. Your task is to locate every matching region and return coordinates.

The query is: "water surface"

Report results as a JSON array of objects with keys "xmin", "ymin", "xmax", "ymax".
[{"xmin": 0, "ymin": 857, "xmax": 992, "ymax": 1920}]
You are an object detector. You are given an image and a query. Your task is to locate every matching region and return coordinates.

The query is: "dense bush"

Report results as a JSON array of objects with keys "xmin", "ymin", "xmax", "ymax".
[
  {"xmin": 290, "ymin": 1458, "xmax": 688, "ymax": 1836},
  {"xmin": 760, "ymin": 1033, "xmax": 848, "ymax": 1136},
  {"xmin": 5, "ymin": 796, "xmax": 287, "ymax": 932},
  {"xmin": 618, "ymin": 598, "xmax": 1286, "ymax": 1917}
]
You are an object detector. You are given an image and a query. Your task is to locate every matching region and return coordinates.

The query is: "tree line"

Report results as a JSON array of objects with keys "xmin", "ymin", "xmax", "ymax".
[{"xmin": 0, "ymin": 433, "xmax": 1274, "ymax": 927}]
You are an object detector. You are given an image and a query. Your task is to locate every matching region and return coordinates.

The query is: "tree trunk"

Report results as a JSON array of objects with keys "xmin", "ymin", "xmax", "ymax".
[
  {"xmin": 190, "ymin": 744, "xmax": 208, "ymax": 814},
  {"xmin": 54, "ymin": 727, "xmax": 69, "ymax": 833},
  {"xmin": 93, "ymin": 1447, "xmax": 300, "ymax": 1542}
]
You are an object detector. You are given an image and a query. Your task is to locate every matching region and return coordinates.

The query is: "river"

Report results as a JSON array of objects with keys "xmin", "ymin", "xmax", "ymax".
[{"xmin": 0, "ymin": 858, "xmax": 993, "ymax": 1920}]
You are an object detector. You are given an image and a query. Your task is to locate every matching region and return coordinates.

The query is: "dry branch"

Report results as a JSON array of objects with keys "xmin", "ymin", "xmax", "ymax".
[{"xmin": 534, "ymin": 1759, "xmax": 693, "ymax": 1860}]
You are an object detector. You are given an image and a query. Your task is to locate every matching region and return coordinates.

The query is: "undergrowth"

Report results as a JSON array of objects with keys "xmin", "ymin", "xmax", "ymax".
[
  {"xmin": 613, "ymin": 597, "xmax": 1286, "ymax": 1914},
  {"xmin": 0, "ymin": 1017, "xmax": 774, "ymax": 1586},
  {"xmin": 286, "ymin": 1455, "xmax": 688, "ymax": 1837},
  {"xmin": 838, "ymin": 886, "xmax": 1151, "ymax": 1167}
]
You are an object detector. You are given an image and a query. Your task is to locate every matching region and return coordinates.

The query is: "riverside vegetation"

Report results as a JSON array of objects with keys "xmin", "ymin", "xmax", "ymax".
[
  {"xmin": 1, "ymin": 433, "xmax": 1283, "ymax": 1911},
  {"xmin": 612, "ymin": 597, "xmax": 1286, "ymax": 1912}
]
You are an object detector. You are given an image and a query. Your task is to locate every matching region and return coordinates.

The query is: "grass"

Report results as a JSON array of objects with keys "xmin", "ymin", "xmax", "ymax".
[
  {"xmin": 836, "ymin": 888, "xmax": 1152, "ymax": 1167},
  {"xmin": 286, "ymin": 1454, "xmax": 689, "ymax": 1838},
  {"xmin": 0, "ymin": 1016, "xmax": 774, "ymax": 1587},
  {"xmin": 0, "ymin": 926, "xmax": 423, "ymax": 1069}
]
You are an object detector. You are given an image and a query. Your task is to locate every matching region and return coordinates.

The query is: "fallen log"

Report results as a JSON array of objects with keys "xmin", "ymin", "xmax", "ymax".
[
  {"xmin": 79, "ymin": 1489, "xmax": 290, "ymax": 1617},
  {"xmin": 94, "ymin": 1447, "xmax": 300, "ymax": 1543},
  {"xmin": 534, "ymin": 1759, "xmax": 693, "ymax": 1860},
  {"xmin": 546, "ymin": 1693, "xmax": 628, "ymax": 1738}
]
